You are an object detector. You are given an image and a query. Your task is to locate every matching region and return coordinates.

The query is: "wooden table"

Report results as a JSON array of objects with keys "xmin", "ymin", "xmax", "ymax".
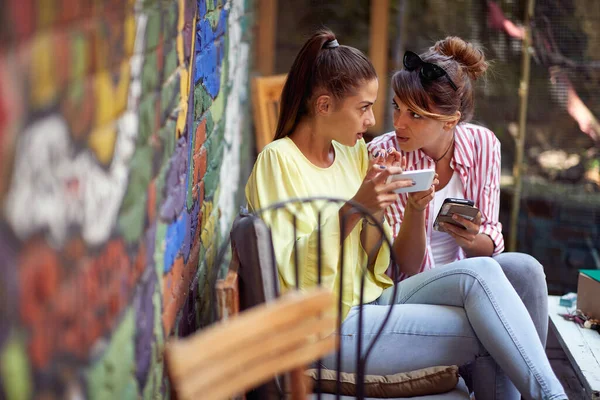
[{"xmin": 548, "ymin": 295, "xmax": 600, "ymax": 399}]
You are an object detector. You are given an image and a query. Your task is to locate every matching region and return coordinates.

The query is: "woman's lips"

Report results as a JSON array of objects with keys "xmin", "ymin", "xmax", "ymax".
[
  {"xmin": 357, "ymin": 132, "xmax": 364, "ymax": 139},
  {"xmin": 396, "ymin": 136, "xmax": 409, "ymax": 143}
]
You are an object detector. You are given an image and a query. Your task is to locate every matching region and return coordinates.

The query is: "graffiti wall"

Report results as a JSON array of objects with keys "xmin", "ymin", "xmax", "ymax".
[{"xmin": 0, "ymin": 0, "xmax": 253, "ymax": 398}]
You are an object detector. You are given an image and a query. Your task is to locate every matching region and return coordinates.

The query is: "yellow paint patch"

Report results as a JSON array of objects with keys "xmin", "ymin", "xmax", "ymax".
[
  {"xmin": 94, "ymin": 61, "xmax": 130, "ymax": 127},
  {"xmin": 30, "ymin": 34, "xmax": 58, "ymax": 108},
  {"xmin": 174, "ymin": 8, "xmax": 197, "ymax": 138},
  {"xmin": 124, "ymin": 12, "xmax": 136, "ymax": 58},
  {"xmin": 200, "ymin": 201, "xmax": 213, "ymax": 233},
  {"xmin": 38, "ymin": 0, "xmax": 56, "ymax": 30},
  {"xmin": 88, "ymin": 123, "xmax": 118, "ymax": 165}
]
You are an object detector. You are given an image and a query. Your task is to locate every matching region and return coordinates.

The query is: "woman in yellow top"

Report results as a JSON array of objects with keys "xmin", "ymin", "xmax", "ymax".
[{"xmin": 245, "ymin": 29, "xmax": 566, "ymax": 400}]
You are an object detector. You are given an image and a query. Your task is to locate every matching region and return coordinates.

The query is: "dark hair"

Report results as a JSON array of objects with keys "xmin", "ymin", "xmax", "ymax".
[
  {"xmin": 273, "ymin": 29, "xmax": 378, "ymax": 140},
  {"xmin": 392, "ymin": 36, "xmax": 488, "ymax": 123}
]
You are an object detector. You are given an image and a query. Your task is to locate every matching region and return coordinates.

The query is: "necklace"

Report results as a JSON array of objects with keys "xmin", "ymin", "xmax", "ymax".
[{"xmin": 434, "ymin": 136, "xmax": 454, "ymax": 162}]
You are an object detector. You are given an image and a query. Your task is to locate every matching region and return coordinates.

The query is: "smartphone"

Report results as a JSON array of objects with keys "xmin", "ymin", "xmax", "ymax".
[
  {"xmin": 433, "ymin": 198, "xmax": 479, "ymax": 233},
  {"xmin": 386, "ymin": 169, "xmax": 436, "ymax": 194}
]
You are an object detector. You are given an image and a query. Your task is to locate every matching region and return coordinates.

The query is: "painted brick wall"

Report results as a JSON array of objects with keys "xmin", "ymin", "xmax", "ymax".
[{"xmin": 0, "ymin": 0, "xmax": 253, "ymax": 398}]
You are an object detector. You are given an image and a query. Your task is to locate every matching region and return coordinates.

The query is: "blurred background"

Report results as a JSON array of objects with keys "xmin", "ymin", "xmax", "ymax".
[
  {"xmin": 0, "ymin": 0, "xmax": 598, "ymax": 398},
  {"xmin": 270, "ymin": 0, "xmax": 600, "ymax": 295}
]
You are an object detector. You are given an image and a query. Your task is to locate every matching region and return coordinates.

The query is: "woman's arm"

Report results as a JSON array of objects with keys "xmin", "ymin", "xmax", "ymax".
[
  {"xmin": 391, "ymin": 171, "xmax": 439, "ymax": 276},
  {"xmin": 443, "ymin": 132, "xmax": 503, "ymax": 257},
  {"xmin": 392, "ymin": 204, "xmax": 427, "ymax": 276}
]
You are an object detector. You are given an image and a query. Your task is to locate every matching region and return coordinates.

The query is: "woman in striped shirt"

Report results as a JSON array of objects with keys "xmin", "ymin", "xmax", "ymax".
[{"xmin": 368, "ymin": 36, "xmax": 549, "ymax": 394}]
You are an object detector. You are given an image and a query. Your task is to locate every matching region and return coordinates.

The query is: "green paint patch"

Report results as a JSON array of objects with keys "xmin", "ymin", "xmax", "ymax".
[
  {"xmin": 118, "ymin": 146, "xmax": 153, "ymax": 243},
  {"xmin": 145, "ymin": 10, "xmax": 162, "ymax": 52},
  {"xmin": 67, "ymin": 79, "xmax": 85, "ymax": 103},
  {"xmin": 143, "ymin": 286, "xmax": 165, "ymax": 400},
  {"xmin": 155, "ymin": 119, "xmax": 177, "ymax": 208},
  {"xmin": 160, "ymin": 72, "xmax": 180, "ymax": 125},
  {"xmin": 194, "ymin": 84, "xmax": 213, "ymax": 120},
  {"xmin": 209, "ymin": 70, "xmax": 227, "ymax": 125},
  {"xmin": 86, "ymin": 310, "xmax": 138, "ymax": 400},
  {"xmin": 203, "ymin": 164, "xmax": 220, "ymax": 200},
  {"xmin": 164, "ymin": 46, "xmax": 178, "ymax": 82},
  {"xmin": 138, "ymin": 94, "xmax": 157, "ymax": 145},
  {"xmin": 0, "ymin": 332, "xmax": 32, "ymax": 400},
  {"xmin": 206, "ymin": 10, "xmax": 221, "ymax": 29},
  {"xmin": 141, "ymin": 49, "xmax": 159, "ymax": 99},
  {"xmin": 163, "ymin": 2, "xmax": 179, "ymax": 41},
  {"xmin": 206, "ymin": 0, "xmax": 216, "ymax": 12},
  {"xmin": 205, "ymin": 112, "xmax": 215, "ymax": 140},
  {"xmin": 154, "ymin": 222, "xmax": 167, "ymax": 282},
  {"xmin": 71, "ymin": 32, "xmax": 87, "ymax": 81}
]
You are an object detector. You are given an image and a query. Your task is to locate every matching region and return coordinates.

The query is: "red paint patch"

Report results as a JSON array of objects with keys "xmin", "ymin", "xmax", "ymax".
[
  {"xmin": 18, "ymin": 236, "xmax": 147, "ymax": 368},
  {"xmin": 10, "ymin": 0, "xmax": 35, "ymax": 39},
  {"xmin": 147, "ymin": 179, "xmax": 157, "ymax": 223},
  {"xmin": 195, "ymin": 119, "xmax": 206, "ymax": 152}
]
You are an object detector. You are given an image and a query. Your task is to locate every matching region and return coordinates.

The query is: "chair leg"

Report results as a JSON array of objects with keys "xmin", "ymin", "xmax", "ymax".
[{"xmin": 290, "ymin": 367, "xmax": 310, "ymax": 400}]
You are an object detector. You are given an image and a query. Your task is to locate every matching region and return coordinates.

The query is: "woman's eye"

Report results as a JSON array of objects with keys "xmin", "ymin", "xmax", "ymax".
[
  {"xmin": 391, "ymin": 102, "xmax": 399, "ymax": 110},
  {"xmin": 411, "ymin": 112, "xmax": 422, "ymax": 119}
]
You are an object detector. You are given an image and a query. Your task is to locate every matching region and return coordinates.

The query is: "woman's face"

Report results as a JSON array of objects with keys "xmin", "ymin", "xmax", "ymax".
[
  {"xmin": 325, "ymin": 78, "xmax": 378, "ymax": 147},
  {"xmin": 391, "ymin": 95, "xmax": 447, "ymax": 153}
]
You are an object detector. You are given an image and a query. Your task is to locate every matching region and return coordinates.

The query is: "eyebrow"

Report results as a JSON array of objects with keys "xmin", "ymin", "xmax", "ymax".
[{"xmin": 359, "ymin": 101, "xmax": 374, "ymax": 106}]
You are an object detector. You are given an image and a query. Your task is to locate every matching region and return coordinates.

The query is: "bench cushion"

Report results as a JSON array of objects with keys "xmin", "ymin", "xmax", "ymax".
[{"xmin": 305, "ymin": 365, "xmax": 459, "ymax": 398}]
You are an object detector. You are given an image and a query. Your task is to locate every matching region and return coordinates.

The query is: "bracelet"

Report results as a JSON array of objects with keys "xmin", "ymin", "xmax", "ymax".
[{"xmin": 363, "ymin": 215, "xmax": 385, "ymax": 227}]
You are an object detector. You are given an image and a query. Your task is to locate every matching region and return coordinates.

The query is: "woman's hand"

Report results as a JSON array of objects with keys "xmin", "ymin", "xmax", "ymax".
[
  {"xmin": 353, "ymin": 162, "xmax": 414, "ymax": 216},
  {"xmin": 372, "ymin": 148, "xmax": 404, "ymax": 170},
  {"xmin": 406, "ymin": 173, "xmax": 439, "ymax": 212},
  {"xmin": 441, "ymin": 212, "xmax": 482, "ymax": 251}
]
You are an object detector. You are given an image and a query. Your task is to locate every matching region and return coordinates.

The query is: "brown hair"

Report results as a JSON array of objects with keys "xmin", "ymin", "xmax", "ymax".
[
  {"xmin": 273, "ymin": 29, "xmax": 378, "ymax": 140},
  {"xmin": 392, "ymin": 36, "xmax": 488, "ymax": 123}
]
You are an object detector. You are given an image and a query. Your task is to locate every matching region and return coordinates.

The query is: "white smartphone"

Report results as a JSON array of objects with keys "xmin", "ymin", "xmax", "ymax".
[{"xmin": 386, "ymin": 168, "xmax": 436, "ymax": 194}]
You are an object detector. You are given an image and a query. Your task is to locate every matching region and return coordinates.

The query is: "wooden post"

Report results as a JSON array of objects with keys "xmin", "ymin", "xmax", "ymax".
[
  {"xmin": 256, "ymin": 0, "xmax": 277, "ymax": 75},
  {"xmin": 369, "ymin": 0, "xmax": 390, "ymax": 134},
  {"xmin": 509, "ymin": 0, "xmax": 536, "ymax": 252}
]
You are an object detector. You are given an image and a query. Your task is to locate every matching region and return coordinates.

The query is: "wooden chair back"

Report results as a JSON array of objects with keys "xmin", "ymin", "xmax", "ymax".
[
  {"xmin": 251, "ymin": 74, "xmax": 287, "ymax": 153},
  {"xmin": 165, "ymin": 288, "xmax": 337, "ymax": 400}
]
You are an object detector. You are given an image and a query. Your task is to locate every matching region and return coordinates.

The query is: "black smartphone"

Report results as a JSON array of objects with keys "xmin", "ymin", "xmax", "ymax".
[{"xmin": 433, "ymin": 198, "xmax": 479, "ymax": 233}]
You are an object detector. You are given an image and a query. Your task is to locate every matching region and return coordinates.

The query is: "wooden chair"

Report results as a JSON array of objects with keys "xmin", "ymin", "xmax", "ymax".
[
  {"xmin": 165, "ymin": 288, "xmax": 337, "ymax": 400},
  {"xmin": 207, "ymin": 203, "xmax": 470, "ymax": 400},
  {"xmin": 251, "ymin": 74, "xmax": 287, "ymax": 153}
]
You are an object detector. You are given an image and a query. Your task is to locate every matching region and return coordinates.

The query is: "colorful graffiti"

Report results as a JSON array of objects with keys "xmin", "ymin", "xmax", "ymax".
[{"xmin": 0, "ymin": 0, "xmax": 252, "ymax": 398}]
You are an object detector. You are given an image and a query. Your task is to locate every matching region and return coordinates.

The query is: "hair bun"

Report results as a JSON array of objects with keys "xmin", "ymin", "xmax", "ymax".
[{"xmin": 433, "ymin": 36, "xmax": 488, "ymax": 80}]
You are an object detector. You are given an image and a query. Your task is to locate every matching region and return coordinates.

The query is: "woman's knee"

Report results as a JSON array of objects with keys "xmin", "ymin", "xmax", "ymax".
[
  {"xmin": 451, "ymin": 256, "xmax": 505, "ymax": 280},
  {"xmin": 494, "ymin": 252, "xmax": 546, "ymax": 284}
]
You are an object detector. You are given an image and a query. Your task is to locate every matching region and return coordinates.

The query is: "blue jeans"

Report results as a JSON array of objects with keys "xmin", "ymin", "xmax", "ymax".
[
  {"xmin": 494, "ymin": 252, "xmax": 548, "ymax": 348},
  {"xmin": 322, "ymin": 257, "xmax": 566, "ymax": 400}
]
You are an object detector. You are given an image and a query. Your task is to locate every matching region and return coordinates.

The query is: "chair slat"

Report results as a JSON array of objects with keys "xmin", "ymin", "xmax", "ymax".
[
  {"xmin": 251, "ymin": 74, "xmax": 287, "ymax": 152},
  {"xmin": 166, "ymin": 289, "xmax": 334, "ymax": 378},
  {"xmin": 183, "ymin": 335, "xmax": 337, "ymax": 400},
  {"xmin": 176, "ymin": 315, "xmax": 336, "ymax": 396}
]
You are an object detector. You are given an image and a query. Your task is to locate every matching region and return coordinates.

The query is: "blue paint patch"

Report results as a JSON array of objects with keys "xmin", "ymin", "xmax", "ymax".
[
  {"xmin": 194, "ymin": 9, "xmax": 228, "ymax": 97},
  {"xmin": 215, "ymin": 6, "xmax": 227, "ymax": 37},
  {"xmin": 163, "ymin": 211, "xmax": 188, "ymax": 273},
  {"xmin": 197, "ymin": 0, "xmax": 207, "ymax": 20}
]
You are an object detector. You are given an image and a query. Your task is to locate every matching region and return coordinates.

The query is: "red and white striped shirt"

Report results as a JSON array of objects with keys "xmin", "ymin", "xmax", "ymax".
[{"xmin": 367, "ymin": 123, "xmax": 504, "ymax": 280}]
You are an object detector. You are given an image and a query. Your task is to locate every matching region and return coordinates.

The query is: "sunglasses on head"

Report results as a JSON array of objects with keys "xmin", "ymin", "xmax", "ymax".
[{"xmin": 403, "ymin": 51, "xmax": 458, "ymax": 91}]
